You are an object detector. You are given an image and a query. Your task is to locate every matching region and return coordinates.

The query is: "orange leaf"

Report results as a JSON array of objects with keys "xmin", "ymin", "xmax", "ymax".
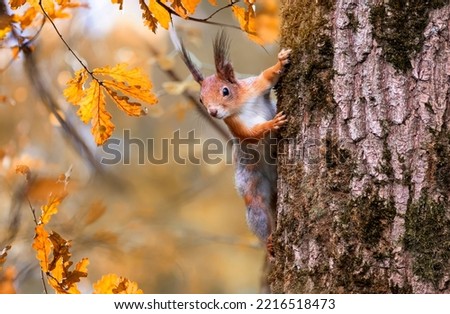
[
  {"xmin": 9, "ymin": 0, "xmax": 26, "ymax": 9},
  {"xmin": 181, "ymin": 0, "xmax": 201, "ymax": 15},
  {"xmin": 64, "ymin": 69, "xmax": 88, "ymax": 104},
  {"xmin": 93, "ymin": 274, "xmax": 143, "ymax": 294},
  {"xmin": 231, "ymin": 5, "xmax": 260, "ymax": 43},
  {"xmin": 149, "ymin": 0, "xmax": 170, "ymax": 30},
  {"xmin": 207, "ymin": 0, "xmax": 217, "ymax": 5},
  {"xmin": 32, "ymin": 225, "xmax": 51, "ymax": 273},
  {"xmin": 40, "ymin": 194, "xmax": 66, "ymax": 225}
]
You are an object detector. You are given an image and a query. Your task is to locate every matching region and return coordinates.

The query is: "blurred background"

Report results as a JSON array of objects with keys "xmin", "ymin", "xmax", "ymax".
[{"xmin": 0, "ymin": 0, "xmax": 280, "ymax": 293}]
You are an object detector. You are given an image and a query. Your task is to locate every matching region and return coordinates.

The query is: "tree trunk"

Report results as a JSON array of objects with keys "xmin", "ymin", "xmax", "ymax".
[{"xmin": 270, "ymin": 0, "xmax": 450, "ymax": 293}]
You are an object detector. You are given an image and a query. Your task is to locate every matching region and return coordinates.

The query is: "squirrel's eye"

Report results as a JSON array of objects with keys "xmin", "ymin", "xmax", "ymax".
[{"xmin": 222, "ymin": 87, "xmax": 230, "ymax": 97}]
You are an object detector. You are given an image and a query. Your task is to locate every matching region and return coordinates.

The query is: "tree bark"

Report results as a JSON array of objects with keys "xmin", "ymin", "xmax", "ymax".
[{"xmin": 271, "ymin": 0, "xmax": 450, "ymax": 293}]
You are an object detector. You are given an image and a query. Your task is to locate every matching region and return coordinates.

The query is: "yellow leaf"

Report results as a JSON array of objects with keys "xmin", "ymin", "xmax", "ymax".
[
  {"xmin": 93, "ymin": 274, "xmax": 143, "ymax": 294},
  {"xmin": 102, "ymin": 80, "xmax": 157, "ymax": 108},
  {"xmin": 91, "ymin": 87, "xmax": 113, "ymax": 146},
  {"xmin": 71, "ymin": 79, "xmax": 113, "ymax": 145},
  {"xmin": 9, "ymin": 0, "xmax": 26, "ymax": 9},
  {"xmin": 0, "ymin": 26, "xmax": 11, "ymax": 40},
  {"xmin": 103, "ymin": 87, "xmax": 145, "ymax": 117},
  {"xmin": 74, "ymin": 84, "xmax": 98, "ymax": 121},
  {"xmin": 149, "ymin": 0, "xmax": 170, "ymax": 30},
  {"xmin": 32, "ymin": 225, "xmax": 51, "ymax": 273},
  {"xmin": 111, "ymin": 0, "xmax": 123, "ymax": 9},
  {"xmin": 181, "ymin": 0, "xmax": 201, "ymax": 14},
  {"xmin": 41, "ymin": 194, "xmax": 66, "ymax": 225},
  {"xmin": 64, "ymin": 69, "xmax": 88, "ymax": 104},
  {"xmin": 93, "ymin": 64, "xmax": 152, "ymax": 89}
]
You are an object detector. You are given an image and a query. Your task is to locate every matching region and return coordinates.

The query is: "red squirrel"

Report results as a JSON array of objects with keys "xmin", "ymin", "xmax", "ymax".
[{"xmin": 179, "ymin": 31, "xmax": 291, "ymax": 246}]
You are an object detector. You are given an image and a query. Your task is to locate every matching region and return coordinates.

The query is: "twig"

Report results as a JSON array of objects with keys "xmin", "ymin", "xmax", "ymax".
[
  {"xmin": 201, "ymin": 0, "xmax": 240, "ymax": 21},
  {"xmin": 25, "ymin": 193, "xmax": 48, "ymax": 294},
  {"xmin": 38, "ymin": 0, "xmax": 94, "ymax": 78},
  {"xmin": 156, "ymin": 0, "xmax": 242, "ymax": 31}
]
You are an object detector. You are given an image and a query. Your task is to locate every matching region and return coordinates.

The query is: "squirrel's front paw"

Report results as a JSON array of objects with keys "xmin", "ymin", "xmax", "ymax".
[
  {"xmin": 271, "ymin": 111, "xmax": 287, "ymax": 130},
  {"xmin": 278, "ymin": 48, "xmax": 292, "ymax": 66}
]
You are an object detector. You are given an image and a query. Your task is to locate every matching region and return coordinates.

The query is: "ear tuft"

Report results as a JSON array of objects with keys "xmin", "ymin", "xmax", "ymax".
[
  {"xmin": 179, "ymin": 39, "xmax": 204, "ymax": 84},
  {"xmin": 213, "ymin": 30, "xmax": 237, "ymax": 84}
]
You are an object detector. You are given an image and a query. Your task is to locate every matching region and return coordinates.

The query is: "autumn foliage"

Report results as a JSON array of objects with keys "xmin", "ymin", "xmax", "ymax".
[{"xmin": 0, "ymin": 0, "xmax": 280, "ymax": 294}]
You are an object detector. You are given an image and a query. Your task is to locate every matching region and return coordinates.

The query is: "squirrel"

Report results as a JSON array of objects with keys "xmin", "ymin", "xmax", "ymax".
[{"xmin": 179, "ymin": 31, "xmax": 291, "ymax": 249}]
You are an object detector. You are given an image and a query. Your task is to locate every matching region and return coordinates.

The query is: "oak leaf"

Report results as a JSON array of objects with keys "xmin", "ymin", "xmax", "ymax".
[
  {"xmin": 76, "ymin": 80, "xmax": 114, "ymax": 146},
  {"xmin": 93, "ymin": 274, "xmax": 143, "ymax": 294},
  {"xmin": 32, "ymin": 225, "xmax": 52, "ymax": 273},
  {"xmin": 40, "ymin": 194, "xmax": 66, "ymax": 225},
  {"xmin": 139, "ymin": 0, "xmax": 171, "ymax": 32},
  {"xmin": 64, "ymin": 68, "xmax": 88, "ymax": 104}
]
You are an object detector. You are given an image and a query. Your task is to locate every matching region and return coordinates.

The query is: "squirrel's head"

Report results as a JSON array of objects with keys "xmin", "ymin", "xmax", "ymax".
[{"xmin": 180, "ymin": 31, "xmax": 241, "ymax": 119}]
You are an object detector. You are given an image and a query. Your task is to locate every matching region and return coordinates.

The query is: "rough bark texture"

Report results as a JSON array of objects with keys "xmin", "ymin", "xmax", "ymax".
[{"xmin": 271, "ymin": 0, "xmax": 450, "ymax": 293}]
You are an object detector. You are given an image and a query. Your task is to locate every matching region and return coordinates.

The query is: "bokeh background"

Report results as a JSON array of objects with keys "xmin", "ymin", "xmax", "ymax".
[{"xmin": 0, "ymin": 0, "xmax": 281, "ymax": 293}]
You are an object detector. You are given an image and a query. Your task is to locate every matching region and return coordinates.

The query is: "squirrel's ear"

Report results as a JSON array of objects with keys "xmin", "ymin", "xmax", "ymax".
[
  {"xmin": 179, "ymin": 40, "xmax": 204, "ymax": 84},
  {"xmin": 213, "ymin": 30, "xmax": 237, "ymax": 84}
]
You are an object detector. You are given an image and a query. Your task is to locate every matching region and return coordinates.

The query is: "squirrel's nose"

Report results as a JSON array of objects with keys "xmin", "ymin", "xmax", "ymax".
[{"xmin": 209, "ymin": 108, "xmax": 218, "ymax": 117}]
